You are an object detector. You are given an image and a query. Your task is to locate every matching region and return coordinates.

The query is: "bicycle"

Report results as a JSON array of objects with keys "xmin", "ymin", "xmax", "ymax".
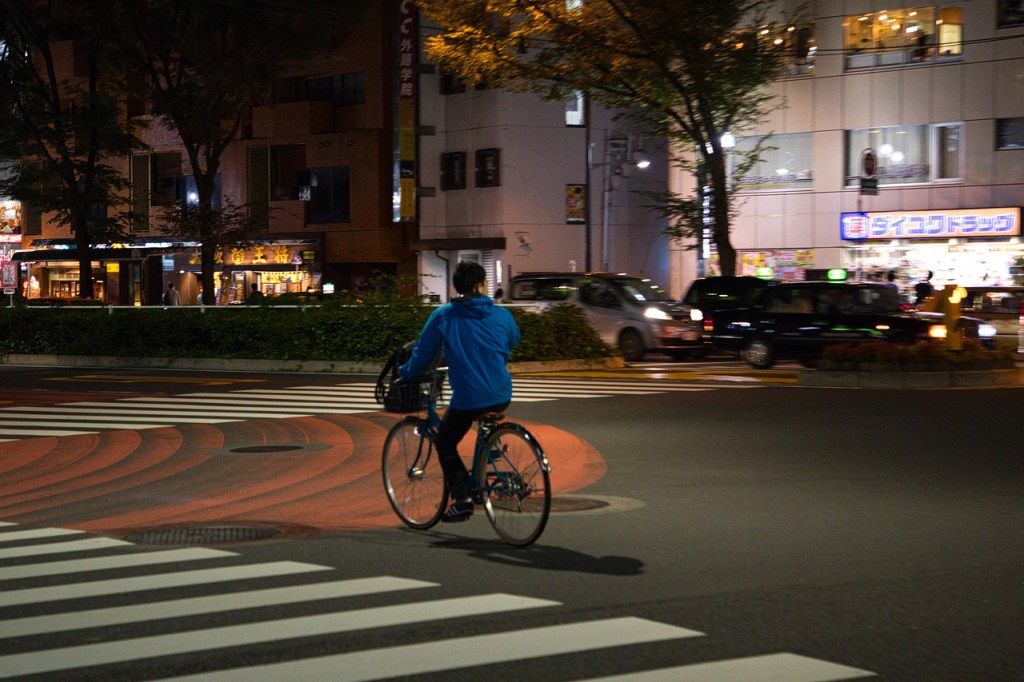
[{"xmin": 376, "ymin": 367, "xmax": 551, "ymax": 546}]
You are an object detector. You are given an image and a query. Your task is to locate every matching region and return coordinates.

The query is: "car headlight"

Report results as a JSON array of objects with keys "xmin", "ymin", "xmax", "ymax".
[
  {"xmin": 978, "ymin": 323, "xmax": 997, "ymax": 338},
  {"xmin": 690, "ymin": 308, "xmax": 704, "ymax": 322},
  {"xmin": 644, "ymin": 307, "xmax": 671, "ymax": 320},
  {"xmin": 928, "ymin": 325, "xmax": 947, "ymax": 339}
]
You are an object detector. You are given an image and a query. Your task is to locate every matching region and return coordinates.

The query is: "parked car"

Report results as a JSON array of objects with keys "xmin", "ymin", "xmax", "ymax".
[
  {"xmin": 955, "ymin": 287, "xmax": 1023, "ymax": 337},
  {"xmin": 507, "ymin": 272, "xmax": 703, "ymax": 361},
  {"xmin": 711, "ymin": 281, "xmax": 998, "ymax": 369}
]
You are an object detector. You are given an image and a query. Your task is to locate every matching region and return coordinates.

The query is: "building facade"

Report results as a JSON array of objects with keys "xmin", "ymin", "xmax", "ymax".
[{"xmin": 669, "ymin": 0, "xmax": 1024, "ymax": 299}]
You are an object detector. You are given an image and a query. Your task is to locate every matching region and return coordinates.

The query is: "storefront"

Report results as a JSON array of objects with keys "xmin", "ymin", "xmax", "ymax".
[
  {"xmin": 175, "ymin": 237, "xmax": 321, "ymax": 304},
  {"xmin": 840, "ymin": 207, "xmax": 1023, "ymax": 297}
]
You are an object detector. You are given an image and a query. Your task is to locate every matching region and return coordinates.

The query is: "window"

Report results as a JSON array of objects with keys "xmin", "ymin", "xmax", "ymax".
[
  {"xmin": 565, "ymin": 90, "xmax": 585, "ymax": 126},
  {"xmin": 845, "ymin": 124, "xmax": 962, "ymax": 185},
  {"xmin": 271, "ymin": 145, "xmax": 306, "ymax": 200},
  {"xmin": 440, "ymin": 152, "xmax": 466, "ymax": 190},
  {"xmin": 997, "ymin": 118, "xmax": 1024, "ymax": 150},
  {"xmin": 731, "ymin": 133, "xmax": 813, "ymax": 191},
  {"xmin": 150, "ymin": 152, "xmax": 181, "ymax": 206},
  {"xmin": 844, "ymin": 6, "xmax": 962, "ymax": 70},
  {"xmin": 764, "ymin": 23, "xmax": 817, "ymax": 76},
  {"xmin": 475, "ymin": 149, "xmax": 500, "ymax": 187},
  {"xmin": 306, "ymin": 72, "xmax": 366, "ymax": 106},
  {"xmin": 305, "ymin": 166, "xmax": 350, "ymax": 223},
  {"xmin": 179, "ymin": 175, "xmax": 222, "ymax": 210}
]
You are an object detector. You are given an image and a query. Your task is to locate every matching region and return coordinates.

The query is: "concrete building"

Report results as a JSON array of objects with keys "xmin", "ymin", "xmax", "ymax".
[{"xmin": 669, "ymin": 0, "xmax": 1024, "ymax": 300}]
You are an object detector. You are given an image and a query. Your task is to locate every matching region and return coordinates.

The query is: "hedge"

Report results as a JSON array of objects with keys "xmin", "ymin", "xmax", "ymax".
[{"xmin": 0, "ymin": 300, "xmax": 616, "ymax": 363}]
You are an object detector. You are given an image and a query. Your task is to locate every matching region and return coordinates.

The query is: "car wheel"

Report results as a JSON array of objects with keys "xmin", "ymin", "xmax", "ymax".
[
  {"xmin": 742, "ymin": 337, "xmax": 775, "ymax": 369},
  {"xmin": 618, "ymin": 329, "xmax": 645, "ymax": 362}
]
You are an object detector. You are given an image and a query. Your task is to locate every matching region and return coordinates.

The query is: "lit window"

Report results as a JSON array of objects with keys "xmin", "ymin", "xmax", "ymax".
[
  {"xmin": 843, "ymin": 6, "xmax": 962, "ymax": 70},
  {"xmin": 565, "ymin": 90, "xmax": 585, "ymax": 126},
  {"xmin": 845, "ymin": 124, "xmax": 962, "ymax": 185},
  {"xmin": 731, "ymin": 133, "xmax": 813, "ymax": 192}
]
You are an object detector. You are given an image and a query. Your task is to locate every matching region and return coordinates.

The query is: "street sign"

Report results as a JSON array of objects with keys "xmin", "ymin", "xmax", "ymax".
[{"xmin": 860, "ymin": 177, "xmax": 878, "ymax": 196}]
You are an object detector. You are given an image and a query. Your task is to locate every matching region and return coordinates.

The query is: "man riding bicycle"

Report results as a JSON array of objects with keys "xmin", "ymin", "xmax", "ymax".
[{"xmin": 400, "ymin": 261, "xmax": 521, "ymax": 522}]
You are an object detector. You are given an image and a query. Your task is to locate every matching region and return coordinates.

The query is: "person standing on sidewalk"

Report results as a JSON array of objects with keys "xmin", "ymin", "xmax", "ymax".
[
  {"xmin": 399, "ymin": 261, "xmax": 520, "ymax": 522},
  {"xmin": 163, "ymin": 283, "xmax": 181, "ymax": 306}
]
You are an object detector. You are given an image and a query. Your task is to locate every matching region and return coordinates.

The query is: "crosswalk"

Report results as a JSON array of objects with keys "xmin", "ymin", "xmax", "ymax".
[
  {"xmin": 0, "ymin": 377, "xmax": 757, "ymax": 443},
  {"xmin": 0, "ymin": 522, "xmax": 874, "ymax": 681}
]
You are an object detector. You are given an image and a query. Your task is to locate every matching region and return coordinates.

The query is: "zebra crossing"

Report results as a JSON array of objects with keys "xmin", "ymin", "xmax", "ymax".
[
  {"xmin": 0, "ymin": 522, "xmax": 875, "ymax": 681},
  {"xmin": 0, "ymin": 377, "xmax": 756, "ymax": 442}
]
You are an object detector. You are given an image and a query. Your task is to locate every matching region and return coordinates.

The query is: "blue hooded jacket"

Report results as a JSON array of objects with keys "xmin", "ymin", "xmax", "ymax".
[{"xmin": 400, "ymin": 295, "xmax": 520, "ymax": 410}]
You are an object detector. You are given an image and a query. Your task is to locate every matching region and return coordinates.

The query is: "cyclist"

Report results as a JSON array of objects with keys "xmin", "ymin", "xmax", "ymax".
[{"xmin": 400, "ymin": 261, "xmax": 521, "ymax": 522}]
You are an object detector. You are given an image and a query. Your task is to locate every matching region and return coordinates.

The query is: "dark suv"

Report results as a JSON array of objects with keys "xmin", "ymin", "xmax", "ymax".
[
  {"xmin": 681, "ymin": 276, "xmax": 778, "ymax": 351},
  {"xmin": 710, "ymin": 281, "xmax": 998, "ymax": 369}
]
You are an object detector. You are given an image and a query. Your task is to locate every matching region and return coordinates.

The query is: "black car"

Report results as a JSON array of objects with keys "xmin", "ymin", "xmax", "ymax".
[
  {"xmin": 681, "ymin": 276, "xmax": 779, "ymax": 352},
  {"xmin": 711, "ymin": 281, "xmax": 998, "ymax": 369}
]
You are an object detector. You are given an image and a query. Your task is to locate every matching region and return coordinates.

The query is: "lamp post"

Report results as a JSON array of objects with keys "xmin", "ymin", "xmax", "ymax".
[{"xmin": 590, "ymin": 132, "xmax": 649, "ymax": 273}]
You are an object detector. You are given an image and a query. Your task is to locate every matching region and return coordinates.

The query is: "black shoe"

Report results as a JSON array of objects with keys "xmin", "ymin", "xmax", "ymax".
[{"xmin": 441, "ymin": 500, "xmax": 474, "ymax": 523}]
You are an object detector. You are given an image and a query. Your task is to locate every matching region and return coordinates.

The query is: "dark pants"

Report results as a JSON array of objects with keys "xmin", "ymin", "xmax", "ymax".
[{"xmin": 436, "ymin": 402, "xmax": 509, "ymax": 502}]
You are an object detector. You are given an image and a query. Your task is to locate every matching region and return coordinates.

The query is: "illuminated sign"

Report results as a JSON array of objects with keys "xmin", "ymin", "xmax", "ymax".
[{"xmin": 840, "ymin": 208, "xmax": 1021, "ymax": 240}]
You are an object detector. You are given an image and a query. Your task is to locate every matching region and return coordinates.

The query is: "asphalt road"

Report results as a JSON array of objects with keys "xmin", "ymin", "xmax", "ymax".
[{"xmin": 0, "ymin": 360, "xmax": 1021, "ymax": 681}]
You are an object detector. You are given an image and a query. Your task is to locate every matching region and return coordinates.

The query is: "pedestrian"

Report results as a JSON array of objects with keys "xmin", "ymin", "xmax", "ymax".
[
  {"xmin": 914, "ymin": 271, "xmax": 934, "ymax": 306},
  {"xmin": 399, "ymin": 262, "xmax": 520, "ymax": 522},
  {"xmin": 163, "ymin": 283, "xmax": 181, "ymax": 306},
  {"xmin": 247, "ymin": 283, "xmax": 265, "ymax": 304}
]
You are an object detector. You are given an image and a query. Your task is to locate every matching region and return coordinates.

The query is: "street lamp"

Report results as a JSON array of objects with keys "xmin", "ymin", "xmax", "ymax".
[{"xmin": 590, "ymin": 133, "xmax": 650, "ymax": 273}]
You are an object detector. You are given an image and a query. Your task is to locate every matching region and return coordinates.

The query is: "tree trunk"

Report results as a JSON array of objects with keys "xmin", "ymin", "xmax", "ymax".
[
  {"xmin": 72, "ymin": 212, "xmax": 95, "ymax": 300},
  {"xmin": 200, "ymin": 241, "xmax": 217, "ymax": 305},
  {"xmin": 707, "ymin": 154, "xmax": 737, "ymax": 276}
]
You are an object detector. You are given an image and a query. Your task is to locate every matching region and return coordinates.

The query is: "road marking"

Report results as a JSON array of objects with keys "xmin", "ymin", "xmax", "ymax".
[
  {"xmin": 0, "ymin": 577, "xmax": 438, "ymax": 639},
  {"xmin": 159, "ymin": 618, "xmax": 702, "ymax": 682},
  {"xmin": 45, "ymin": 375, "xmax": 267, "ymax": 386},
  {"xmin": 0, "ymin": 536, "xmax": 130, "ymax": 560},
  {"xmin": 587, "ymin": 653, "xmax": 875, "ymax": 681},
  {"xmin": 0, "ymin": 547, "xmax": 236, "ymax": 581},
  {"xmin": 0, "ymin": 427, "xmax": 95, "ymax": 437},
  {"xmin": 0, "ymin": 410, "xmax": 233, "ymax": 424},
  {"xmin": 0, "ymin": 594, "xmax": 559, "ymax": 677},
  {"xmin": 0, "ymin": 526, "xmax": 84, "ymax": 543},
  {"xmin": 0, "ymin": 561, "xmax": 331, "ymax": 608}
]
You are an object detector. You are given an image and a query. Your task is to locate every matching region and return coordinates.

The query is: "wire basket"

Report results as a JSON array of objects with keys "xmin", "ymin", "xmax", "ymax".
[{"xmin": 382, "ymin": 372, "xmax": 444, "ymax": 413}]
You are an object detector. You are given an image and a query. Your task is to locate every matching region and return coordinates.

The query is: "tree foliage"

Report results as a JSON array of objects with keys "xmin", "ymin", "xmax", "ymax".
[
  {"xmin": 0, "ymin": 0, "xmax": 144, "ymax": 298},
  {"xmin": 421, "ymin": 0, "xmax": 802, "ymax": 276},
  {"xmin": 111, "ymin": 0, "xmax": 369, "ymax": 304}
]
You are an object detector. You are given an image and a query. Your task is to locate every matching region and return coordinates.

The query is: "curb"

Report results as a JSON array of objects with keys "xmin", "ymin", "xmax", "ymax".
[
  {"xmin": 798, "ymin": 367, "xmax": 1024, "ymax": 388},
  {"xmin": 0, "ymin": 353, "xmax": 625, "ymax": 375}
]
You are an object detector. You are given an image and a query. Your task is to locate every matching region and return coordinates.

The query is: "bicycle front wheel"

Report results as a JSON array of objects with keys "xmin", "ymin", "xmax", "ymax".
[
  {"xmin": 382, "ymin": 417, "xmax": 447, "ymax": 529},
  {"xmin": 478, "ymin": 423, "xmax": 551, "ymax": 546}
]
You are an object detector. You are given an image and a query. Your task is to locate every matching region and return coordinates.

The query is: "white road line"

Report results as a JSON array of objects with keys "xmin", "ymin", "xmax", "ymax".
[
  {"xmin": 0, "ymin": 537, "xmax": 130, "ymax": 560},
  {"xmin": 66, "ymin": 402, "xmax": 314, "ymax": 417},
  {"xmin": 0, "ymin": 548, "xmax": 236, "ymax": 581},
  {"xmin": 158, "ymin": 617, "xmax": 701, "ymax": 682},
  {"xmin": 0, "ymin": 561, "xmax": 331, "ymax": 608},
  {"xmin": 118, "ymin": 397, "xmax": 371, "ymax": 409},
  {"xmin": 0, "ymin": 411, "xmax": 233, "ymax": 424},
  {"xmin": 0, "ymin": 527, "xmax": 84, "ymax": 543},
  {"xmin": 513, "ymin": 380, "xmax": 732, "ymax": 390},
  {"xmin": 0, "ymin": 577, "xmax": 438, "ymax": 639},
  {"xmin": 586, "ymin": 653, "xmax": 875, "ymax": 681},
  {"xmin": 0, "ymin": 419, "xmax": 172, "ymax": 430},
  {"xmin": 0, "ymin": 594, "xmax": 559, "ymax": 678},
  {"xmin": 0, "ymin": 427, "xmax": 95, "ymax": 437}
]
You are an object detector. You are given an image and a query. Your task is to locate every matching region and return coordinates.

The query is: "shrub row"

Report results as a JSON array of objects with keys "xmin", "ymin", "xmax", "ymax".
[
  {"xmin": 0, "ymin": 301, "xmax": 616, "ymax": 363},
  {"xmin": 819, "ymin": 339, "xmax": 1015, "ymax": 369}
]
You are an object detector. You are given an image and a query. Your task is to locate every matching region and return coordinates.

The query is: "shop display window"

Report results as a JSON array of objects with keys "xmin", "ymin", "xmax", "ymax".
[
  {"xmin": 844, "ymin": 6, "xmax": 962, "ymax": 70},
  {"xmin": 731, "ymin": 133, "xmax": 813, "ymax": 192}
]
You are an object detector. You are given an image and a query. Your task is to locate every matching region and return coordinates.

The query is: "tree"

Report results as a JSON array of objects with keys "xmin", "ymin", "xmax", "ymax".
[
  {"xmin": 112, "ymin": 0, "xmax": 367, "ymax": 304},
  {"xmin": 420, "ymin": 0, "xmax": 801, "ymax": 276},
  {"xmin": 0, "ymin": 0, "xmax": 143, "ymax": 299}
]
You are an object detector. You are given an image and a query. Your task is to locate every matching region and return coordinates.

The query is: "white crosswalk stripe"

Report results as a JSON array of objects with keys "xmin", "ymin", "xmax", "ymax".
[
  {"xmin": 0, "ymin": 377, "xmax": 755, "ymax": 441},
  {"xmin": 0, "ymin": 523, "xmax": 876, "ymax": 681}
]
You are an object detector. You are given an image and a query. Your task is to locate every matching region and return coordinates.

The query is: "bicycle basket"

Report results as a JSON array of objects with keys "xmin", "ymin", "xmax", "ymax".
[{"xmin": 383, "ymin": 378, "xmax": 431, "ymax": 413}]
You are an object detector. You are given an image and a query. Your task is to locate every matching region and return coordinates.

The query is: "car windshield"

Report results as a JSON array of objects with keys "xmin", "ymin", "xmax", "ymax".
[{"xmin": 610, "ymin": 277, "xmax": 674, "ymax": 304}]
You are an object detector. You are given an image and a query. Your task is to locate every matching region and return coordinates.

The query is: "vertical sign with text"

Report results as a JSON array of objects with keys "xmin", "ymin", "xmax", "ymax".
[{"xmin": 395, "ymin": 0, "xmax": 417, "ymax": 221}]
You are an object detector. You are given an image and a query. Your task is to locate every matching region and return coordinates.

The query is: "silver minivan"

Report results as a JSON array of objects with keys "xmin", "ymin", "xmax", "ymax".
[{"xmin": 507, "ymin": 272, "xmax": 703, "ymax": 361}]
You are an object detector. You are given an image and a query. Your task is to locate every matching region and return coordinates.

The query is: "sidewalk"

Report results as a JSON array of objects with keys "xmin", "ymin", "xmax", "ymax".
[{"xmin": 0, "ymin": 353, "xmax": 626, "ymax": 375}]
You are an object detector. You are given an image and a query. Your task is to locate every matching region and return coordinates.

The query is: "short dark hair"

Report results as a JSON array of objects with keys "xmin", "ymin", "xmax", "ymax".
[{"xmin": 453, "ymin": 261, "xmax": 486, "ymax": 295}]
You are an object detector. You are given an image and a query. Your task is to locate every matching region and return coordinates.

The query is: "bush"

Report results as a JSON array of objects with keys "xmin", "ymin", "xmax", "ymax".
[
  {"xmin": 0, "ymin": 299, "xmax": 615, "ymax": 363},
  {"xmin": 820, "ymin": 338, "xmax": 1014, "ymax": 369}
]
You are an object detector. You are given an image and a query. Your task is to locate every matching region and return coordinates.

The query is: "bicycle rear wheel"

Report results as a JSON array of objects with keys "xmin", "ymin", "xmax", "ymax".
[
  {"xmin": 382, "ymin": 417, "xmax": 447, "ymax": 529},
  {"xmin": 478, "ymin": 423, "xmax": 551, "ymax": 546}
]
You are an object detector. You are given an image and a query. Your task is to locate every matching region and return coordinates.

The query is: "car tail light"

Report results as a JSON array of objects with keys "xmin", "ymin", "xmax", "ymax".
[{"xmin": 703, "ymin": 314, "xmax": 714, "ymax": 333}]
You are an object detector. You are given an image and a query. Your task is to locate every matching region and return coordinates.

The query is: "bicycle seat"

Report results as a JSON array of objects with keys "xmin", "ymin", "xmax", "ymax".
[{"xmin": 475, "ymin": 412, "xmax": 505, "ymax": 424}]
